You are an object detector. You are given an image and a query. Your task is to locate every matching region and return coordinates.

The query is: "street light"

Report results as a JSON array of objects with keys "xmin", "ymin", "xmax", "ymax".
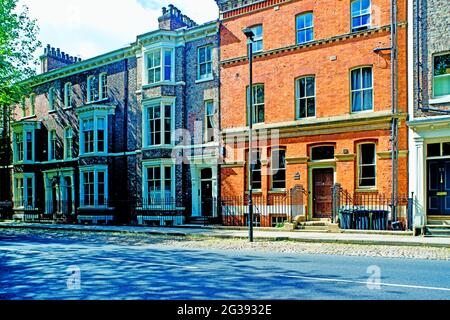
[{"xmin": 243, "ymin": 28, "xmax": 255, "ymax": 242}]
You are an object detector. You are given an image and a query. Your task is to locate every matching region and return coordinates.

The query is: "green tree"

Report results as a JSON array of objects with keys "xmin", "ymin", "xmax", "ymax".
[{"xmin": 0, "ymin": 0, "xmax": 40, "ymax": 123}]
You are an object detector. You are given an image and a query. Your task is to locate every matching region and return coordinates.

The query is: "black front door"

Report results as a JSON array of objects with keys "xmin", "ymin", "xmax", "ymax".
[
  {"xmin": 428, "ymin": 160, "xmax": 450, "ymax": 216},
  {"xmin": 201, "ymin": 169, "xmax": 213, "ymax": 217}
]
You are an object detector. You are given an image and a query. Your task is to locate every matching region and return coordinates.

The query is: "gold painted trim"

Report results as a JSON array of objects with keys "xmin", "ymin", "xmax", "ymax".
[
  {"xmin": 222, "ymin": 162, "xmax": 245, "ymax": 168},
  {"xmin": 335, "ymin": 154, "xmax": 356, "ymax": 162},
  {"xmin": 377, "ymin": 150, "xmax": 409, "ymax": 159},
  {"xmin": 286, "ymin": 157, "xmax": 309, "ymax": 164}
]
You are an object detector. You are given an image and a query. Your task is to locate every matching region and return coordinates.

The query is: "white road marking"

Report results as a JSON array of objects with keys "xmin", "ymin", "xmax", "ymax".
[{"xmin": 284, "ymin": 275, "xmax": 450, "ymax": 292}]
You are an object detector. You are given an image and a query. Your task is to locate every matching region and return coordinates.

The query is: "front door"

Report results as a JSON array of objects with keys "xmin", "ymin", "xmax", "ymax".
[
  {"xmin": 427, "ymin": 160, "xmax": 450, "ymax": 216},
  {"xmin": 313, "ymin": 168, "xmax": 334, "ymax": 218},
  {"xmin": 201, "ymin": 168, "xmax": 213, "ymax": 217}
]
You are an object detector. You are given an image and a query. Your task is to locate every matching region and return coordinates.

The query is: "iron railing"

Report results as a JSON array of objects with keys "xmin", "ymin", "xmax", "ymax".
[
  {"xmin": 220, "ymin": 190, "xmax": 305, "ymax": 228},
  {"xmin": 332, "ymin": 184, "xmax": 410, "ymax": 231}
]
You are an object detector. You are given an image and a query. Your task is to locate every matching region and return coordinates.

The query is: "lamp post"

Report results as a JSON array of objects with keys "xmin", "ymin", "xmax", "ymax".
[{"xmin": 243, "ymin": 28, "xmax": 255, "ymax": 242}]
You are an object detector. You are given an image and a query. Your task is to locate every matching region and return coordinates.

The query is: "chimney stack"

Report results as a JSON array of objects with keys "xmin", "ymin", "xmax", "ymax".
[
  {"xmin": 40, "ymin": 44, "xmax": 82, "ymax": 74},
  {"xmin": 158, "ymin": 4, "xmax": 198, "ymax": 31}
]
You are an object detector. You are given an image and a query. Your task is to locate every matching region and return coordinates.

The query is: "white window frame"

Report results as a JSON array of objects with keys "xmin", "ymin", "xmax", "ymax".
[
  {"xmin": 79, "ymin": 166, "xmax": 108, "ymax": 208},
  {"xmin": 249, "ymin": 25, "xmax": 263, "ymax": 53},
  {"xmin": 296, "ymin": 75, "xmax": 316, "ymax": 119},
  {"xmin": 204, "ymin": 100, "xmax": 216, "ymax": 143},
  {"xmin": 64, "ymin": 82, "xmax": 73, "ymax": 108},
  {"xmin": 197, "ymin": 45, "xmax": 213, "ymax": 80},
  {"xmin": 350, "ymin": 66, "xmax": 374, "ymax": 113},
  {"xmin": 351, "ymin": 0, "xmax": 371, "ymax": 32},
  {"xmin": 29, "ymin": 94, "xmax": 36, "ymax": 117},
  {"xmin": 87, "ymin": 75, "xmax": 98, "ymax": 103},
  {"xmin": 247, "ymin": 148, "xmax": 263, "ymax": 192},
  {"xmin": 296, "ymin": 12, "xmax": 314, "ymax": 45},
  {"xmin": 64, "ymin": 127, "xmax": 74, "ymax": 160},
  {"xmin": 357, "ymin": 143, "xmax": 377, "ymax": 189},
  {"xmin": 144, "ymin": 48, "xmax": 174, "ymax": 85},
  {"xmin": 79, "ymin": 112, "xmax": 108, "ymax": 156},
  {"xmin": 432, "ymin": 52, "xmax": 450, "ymax": 99},
  {"xmin": 142, "ymin": 97, "xmax": 175, "ymax": 148},
  {"xmin": 99, "ymin": 73, "xmax": 108, "ymax": 100},
  {"xmin": 48, "ymin": 129, "xmax": 57, "ymax": 161},
  {"xmin": 13, "ymin": 173, "xmax": 35, "ymax": 209},
  {"xmin": 247, "ymin": 84, "xmax": 265, "ymax": 124},
  {"xmin": 12, "ymin": 124, "xmax": 36, "ymax": 164},
  {"xmin": 142, "ymin": 159, "xmax": 176, "ymax": 209},
  {"xmin": 270, "ymin": 148, "xmax": 287, "ymax": 191}
]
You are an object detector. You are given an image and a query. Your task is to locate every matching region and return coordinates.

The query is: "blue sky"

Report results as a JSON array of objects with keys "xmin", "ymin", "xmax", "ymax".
[{"xmin": 19, "ymin": 0, "xmax": 218, "ymax": 61}]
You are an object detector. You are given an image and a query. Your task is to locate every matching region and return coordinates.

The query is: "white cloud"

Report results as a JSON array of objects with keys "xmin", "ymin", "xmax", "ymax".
[{"xmin": 19, "ymin": 0, "xmax": 218, "ymax": 60}]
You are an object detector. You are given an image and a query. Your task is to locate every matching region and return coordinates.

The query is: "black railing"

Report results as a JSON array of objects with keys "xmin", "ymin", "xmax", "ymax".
[
  {"xmin": 332, "ymin": 184, "xmax": 410, "ymax": 231},
  {"xmin": 0, "ymin": 201, "xmax": 13, "ymax": 219},
  {"xmin": 220, "ymin": 191, "xmax": 304, "ymax": 228},
  {"xmin": 131, "ymin": 197, "xmax": 184, "ymax": 226}
]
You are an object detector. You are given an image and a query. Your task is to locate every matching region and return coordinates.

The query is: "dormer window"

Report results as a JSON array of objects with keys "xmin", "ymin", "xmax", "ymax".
[{"xmin": 145, "ymin": 48, "xmax": 174, "ymax": 85}]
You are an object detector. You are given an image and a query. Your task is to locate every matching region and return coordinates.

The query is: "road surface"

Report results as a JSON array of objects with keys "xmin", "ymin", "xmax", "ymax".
[{"xmin": 0, "ymin": 229, "xmax": 449, "ymax": 300}]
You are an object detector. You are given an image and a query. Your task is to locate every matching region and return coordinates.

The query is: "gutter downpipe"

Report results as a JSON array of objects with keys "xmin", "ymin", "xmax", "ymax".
[{"xmin": 391, "ymin": 0, "xmax": 399, "ymax": 222}]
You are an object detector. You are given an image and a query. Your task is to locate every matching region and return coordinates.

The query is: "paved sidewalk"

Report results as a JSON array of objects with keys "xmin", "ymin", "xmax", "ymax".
[{"xmin": 0, "ymin": 221, "xmax": 449, "ymax": 248}]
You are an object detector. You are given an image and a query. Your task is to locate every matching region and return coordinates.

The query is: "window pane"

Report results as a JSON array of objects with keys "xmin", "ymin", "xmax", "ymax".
[
  {"xmin": 352, "ymin": 91, "xmax": 362, "ymax": 112},
  {"xmin": 304, "ymin": 13, "xmax": 313, "ymax": 27},
  {"xmin": 361, "ymin": 144, "xmax": 375, "ymax": 164},
  {"xmin": 362, "ymin": 0, "xmax": 370, "ymax": 10},
  {"xmin": 363, "ymin": 89, "xmax": 373, "ymax": 110},
  {"xmin": 311, "ymin": 146, "xmax": 335, "ymax": 161},
  {"xmin": 306, "ymin": 29, "xmax": 313, "ymax": 42},
  {"xmin": 428, "ymin": 143, "xmax": 441, "ymax": 157},
  {"xmin": 362, "ymin": 68, "xmax": 372, "ymax": 88},
  {"xmin": 299, "ymin": 78, "xmax": 306, "ymax": 97},
  {"xmin": 434, "ymin": 75, "xmax": 450, "ymax": 97},
  {"xmin": 307, "ymin": 98, "xmax": 316, "ymax": 117},
  {"xmin": 443, "ymin": 142, "xmax": 450, "ymax": 156},
  {"xmin": 351, "ymin": 69, "xmax": 361, "ymax": 90},
  {"xmin": 299, "ymin": 99, "xmax": 306, "ymax": 118},
  {"xmin": 306, "ymin": 77, "xmax": 315, "ymax": 96}
]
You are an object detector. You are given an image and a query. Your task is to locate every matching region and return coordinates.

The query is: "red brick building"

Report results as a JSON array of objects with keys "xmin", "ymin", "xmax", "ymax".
[{"xmin": 216, "ymin": 0, "xmax": 409, "ymax": 225}]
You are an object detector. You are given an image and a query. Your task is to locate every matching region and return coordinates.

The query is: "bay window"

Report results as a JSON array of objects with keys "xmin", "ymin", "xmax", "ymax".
[
  {"xmin": 13, "ymin": 174, "xmax": 34, "ymax": 209},
  {"xmin": 12, "ymin": 124, "xmax": 37, "ymax": 163},
  {"xmin": 80, "ymin": 166, "xmax": 108, "ymax": 208},
  {"xmin": 143, "ymin": 98, "xmax": 174, "ymax": 147},
  {"xmin": 80, "ymin": 115, "xmax": 107, "ymax": 155},
  {"xmin": 143, "ymin": 161, "xmax": 175, "ymax": 207},
  {"xmin": 145, "ymin": 48, "xmax": 173, "ymax": 85}
]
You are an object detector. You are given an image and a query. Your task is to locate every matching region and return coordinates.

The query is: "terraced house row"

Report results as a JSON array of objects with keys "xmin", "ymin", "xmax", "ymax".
[{"xmin": 0, "ymin": 0, "xmax": 449, "ymax": 235}]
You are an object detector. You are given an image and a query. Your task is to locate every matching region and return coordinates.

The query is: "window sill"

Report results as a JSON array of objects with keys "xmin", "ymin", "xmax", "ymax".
[
  {"xmin": 350, "ymin": 109, "xmax": 374, "ymax": 115},
  {"xmin": 21, "ymin": 115, "xmax": 36, "ymax": 121},
  {"xmin": 85, "ymin": 98, "xmax": 109, "ymax": 105},
  {"xmin": 142, "ymin": 81, "xmax": 181, "ymax": 89},
  {"xmin": 269, "ymin": 190, "xmax": 287, "ymax": 194},
  {"xmin": 48, "ymin": 110, "xmax": 57, "ymax": 115},
  {"xmin": 355, "ymin": 188, "xmax": 378, "ymax": 193},
  {"xmin": 79, "ymin": 153, "xmax": 108, "ymax": 157},
  {"xmin": 195, "ymin": 77, "xmax": 214, "ymax": 84},
  {"xmin": 429, "ymin": 95, "xmax": 450, "ymax": 105},
  {"xmin": 63, "ymin": 106, "xmax": 73, "ymax": 111},
  {"xmin": 142, "ymin": 145, "xmax": 175, "ymax": 150}
]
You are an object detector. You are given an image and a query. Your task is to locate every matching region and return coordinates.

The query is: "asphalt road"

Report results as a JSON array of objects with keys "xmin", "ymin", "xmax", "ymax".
[{"xmin": 0, "ymin": 229, "xmax": 449, "ymax": 300}]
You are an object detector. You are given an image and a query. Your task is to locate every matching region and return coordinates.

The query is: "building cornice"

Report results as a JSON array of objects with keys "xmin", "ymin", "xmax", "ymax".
[
  {"xmin": 221, "ymin": 23, "xmax": 407, "ymax": 67},
  {"xmin": 222, "ymin": 111, "xmax": 407, "ymax": 141}
]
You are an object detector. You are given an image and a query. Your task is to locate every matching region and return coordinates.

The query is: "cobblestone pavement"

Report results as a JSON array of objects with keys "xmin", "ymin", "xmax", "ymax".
[{"xmin": 1, "ymin": 228, "xmax": 448, "ymax": 261}]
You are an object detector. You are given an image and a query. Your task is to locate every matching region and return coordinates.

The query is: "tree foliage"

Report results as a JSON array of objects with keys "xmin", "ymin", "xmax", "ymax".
[{"xmin": 0, "ymin": 0, "xmax": 40, "ymax": 112}]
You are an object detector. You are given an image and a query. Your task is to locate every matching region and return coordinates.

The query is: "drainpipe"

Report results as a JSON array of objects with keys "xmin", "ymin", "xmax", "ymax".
[
  {"xmin": 217, "ymin": 20, "xmax": 222, "ymax": 221},
  {"xmin": 391, "ymin": 0, "xmax": 399, "ymax": 222}
]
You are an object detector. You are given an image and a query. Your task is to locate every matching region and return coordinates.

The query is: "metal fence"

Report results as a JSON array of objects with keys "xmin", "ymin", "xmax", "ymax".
[
  {"xmin": 130, "ymin": 198, "xmax": 184, "ymax": 226},
  {"xmin": 332, "ymin": 184, "xmax": 410, "ymax": 231},
  {"xmin": 220, "ymin": 187, "xmax": 305, "ymax": 228},
  {"xmin": 0, "ymin": 201, "xmax": 12, "ymax": 219}
]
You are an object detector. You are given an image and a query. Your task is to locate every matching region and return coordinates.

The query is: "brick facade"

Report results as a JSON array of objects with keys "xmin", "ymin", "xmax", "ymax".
[
  {"xmin": 6, "ymin": 6, "xmax": 220, "ymax": 225},
  {"xmin": 217, "ymin": 0, "xmax": 409, "ymax": 221}
]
